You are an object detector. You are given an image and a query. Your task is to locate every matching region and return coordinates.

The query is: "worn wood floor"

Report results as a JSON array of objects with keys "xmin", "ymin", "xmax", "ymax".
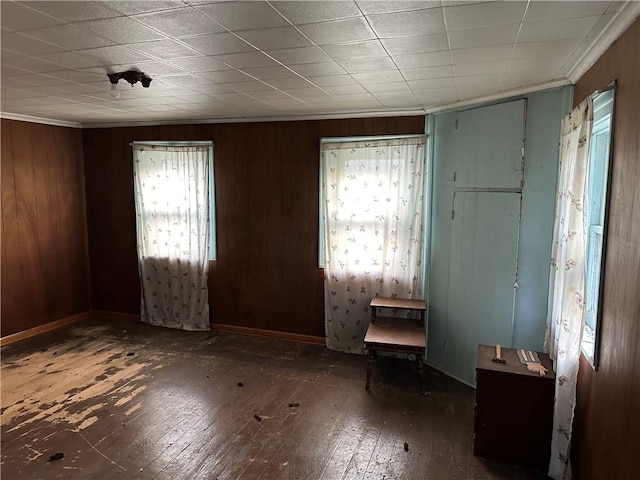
[{"xmin": 1, "ymin": 318, "xmax": 547, "ymax": 479}]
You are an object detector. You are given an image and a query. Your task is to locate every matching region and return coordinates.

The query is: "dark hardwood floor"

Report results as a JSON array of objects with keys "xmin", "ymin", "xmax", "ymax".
[{"xmin": 1, "ymin": 317, "xmax": 547, "ymax": 479}]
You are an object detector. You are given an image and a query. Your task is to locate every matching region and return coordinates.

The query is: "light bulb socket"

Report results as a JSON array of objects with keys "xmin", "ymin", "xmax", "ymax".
[{"xmin": 110, "ymin": 83, "xmax": 120, "ymax": 99}]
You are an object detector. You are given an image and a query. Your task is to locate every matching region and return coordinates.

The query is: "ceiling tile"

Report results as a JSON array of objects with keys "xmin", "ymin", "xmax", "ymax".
[
  {"xmin": 24, "ymin": 24, "xmax": 116, "ymax": 49},
  {"xmin": 240, "ymin": 65, "xmax": 297, "ymax": 80},
  {"xmin": 0, "ymin": 2, "xmax": 64, "ymax": 31},
  {"xmin": 400, "ymin": 65, "xmax": 454, "ymax": 80},
  {"xmin": 322, "ymin": 41, "xmax": 388, "ymax": 62},
  {"xmin": 393, "ymin": 50, "xmax": 451, "ymax": 69},
  {"xmin": 453, "ymin": 60, "xmax": 507, "ymax": 76},
  {"xmin": 160, "ymin": 74, "xmax": 212, "ymax": 86},
  {"xmin": 271, "ymin": 1, "xmax": 361, "ymax": 24},
  {"xmin": 265, "ymin": 46, "xmax": 332, "ymax": 65},
  {"xmin": 237, "ymin": 27, "xmax": 312, "ymax": 50},
  {"xmin": 104, "ymin": 1, "xmax": 186, "ymax": 15},
  {"xmin": 351, "ymin": 70, "xmax": 404, "ymax": 84},
  {"xmin": 78, "ymin": 45, "xmax": 153, "ymax": 65},
  {"xmin": 244, "ymin": 89, "xmax": 293, "ymax": 101},
  {"xmin": 413, "ymin": 86, "xmax": 456, "ymax": 99},
  {"xmin": 2, "ymin": 55, "xmax": 64, "ymax": 73},
  {"xmin": 505, "ymin": 57, "xmax": 567, "ymax": 75},
  {"xmin": 180, "ymin": 33, "xmax": 255, "ymax": 56},
  {"xmin": 408, "ymin": 77, "xmax": 455, "ymax": 90},
  {"xmin": 36, "ymin": 51, "xmax": 107, "ymax": 69},
  {"xmin": 45, "ymin": 70, "xmax": 105, "ymax": 84},
  {"xmin": 524, "ymin": 1, "xmax": 610, "ymax": 22},
  {"xmin": 18, "ymin": 72, "xmax": 76, "ymax": 86},
  {"xmin": 367, "ymin": 8, "xmax": 446, "ymax": 38},
  {"xmin": 364, "ymin": 81, "xmax": 412, "ymax": 94},
  {"xmin": 167, "ymin": 56, "xmax": 231, "ymax": 73},
  {"xmin": 322, "ymin": 84, "xmax": 368, "ymax": 95},
  {"xmin": 518, "ymin": 16, "xmax": 601, "ymax": 43},
  {"xmin": 1, "ymin": 32, "xmax": 66, "ymax": 56},
  {"xmin": 444, "ymin": 2, "xmax": 526, "ymax": 31},
  {"xmin": 286, "ymin": 87, "xmax": 330, "ymax": 98},
  {"xmin": 451, "ymin": 44, "xmax": 513, "ymax": 64},
  {"xmin": 306, "ymin": 75, "xmax": 356, "ymax": 87},
  {"xmin": 1, "ymin": 64, "xmax": 32, "ymax": 77},
  {"xmin": 338, "ymin": 57, "xmax": 397, "ymax": 74},
  {"xmin": 133, "ymin": 8, "xmax": 226, "ymax": 37},
  {"xmin": 381, "ymin": 33, "xmax": 449, "ymax": 55},
  {"xmin": 449, "ymin": 23, "xmax": 519, "ymax": 49},
  {"xmin": 455, "ymin": 74, "xmax": 502, "ymax": 87},
  {"xmin": 290, "ymin": 62, "xmax": 347, "ymax": 77},
  {"xmin": 512, "ymin": 39, "xmax": 581, "ymax": 59},
  {"xmin": 330, "ymin": 92, "xmax": 378, "ymax": 102},
  {"xmin": 375, "ymin": 93, "xmax": 421, "ymax": 108},
  {"xmin": 20, "ymin": 1, "xmax": 122, "ymax": 22},
  {"xmin": 357, "ymin": 1, "xmax": 442, "ymax": 15},
  {"xmin": 187, "ymin": 83, "xmax": 238, "ymax": 94},
  {"xmin": 53, "ymin": 82, "xmax": 107, "ymax": 94},
  {"xmin": 198, "ymin": 69, "xmax": 253, "ymax": 83},
  {"xmin": 79, "ymin": 16, "xmax": 167, "ymax": 44},
  {"xmin": 265, "ymin": 77, "xmax": 316, "ymax": 89},
  {"xmin": 133, "ymin": 60, "xmax": 192, "ymax": 76},
  {"xmin": 127, "ymin": 39, "xmax": 202, "ymax": 59},
  {"xmin": 214, "ymin": 51, "xmax": 280, "ymax": 69},
  {"xmin": 298, "ymin": 17, "xmax": 376, "ymax": 45},
  {"xmin": 196, "ymin": 2, "xmax": 289, "ymax": 31}
]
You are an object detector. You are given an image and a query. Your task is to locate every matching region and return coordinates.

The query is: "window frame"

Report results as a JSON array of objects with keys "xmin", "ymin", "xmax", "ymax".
[
  {"xmin": 318, "ymin": 134, "xmax": 428, "ymax": 269},
  {"xmin": 131, "ymin": 140, "xmax": 216, "ymax": 261},
  {"xmin": 580, "ymin": 83, "xmax": 616, "ymax": 370}
]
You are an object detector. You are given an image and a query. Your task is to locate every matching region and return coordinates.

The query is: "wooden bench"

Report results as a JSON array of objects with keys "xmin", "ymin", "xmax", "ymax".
[{"xmin": 364, "ymin": 297, "xmax": 427, "ymax": 393}]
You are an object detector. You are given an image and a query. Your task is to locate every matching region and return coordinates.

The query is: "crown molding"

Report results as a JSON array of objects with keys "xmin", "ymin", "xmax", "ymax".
[
  {"xmin": 424, "ymin": 79, "xmax": 572, "ymax": 115},
  {"xmin": 567, "ymin": 1, "xmax": 640, "ymax": 83},
  {"xmin": 80, "ymin": 108, "xmax": 428, "ymax": 128},
  {"xmin": 0, "ymin": 112, "xmax": 82, "ymax": 128}
]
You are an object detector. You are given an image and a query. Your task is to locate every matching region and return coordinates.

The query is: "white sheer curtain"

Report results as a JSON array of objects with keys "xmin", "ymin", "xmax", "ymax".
[
  {"xmin": 133, "ymin": 144, "xmax": 210, "ymax": 331},
  {"xmin": 321, "ymin": 137, "xmax": 426, "ymax": 353},
  {"xmin": 544, "ymin": 98, "xmax": 593, "ymax": 479}
]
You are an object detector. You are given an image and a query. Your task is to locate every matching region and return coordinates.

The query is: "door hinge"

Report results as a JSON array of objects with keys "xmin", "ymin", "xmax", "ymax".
[
  {"xmin": 455, "ymin": 119, "xmax": 459, "ymax": 130},
  {"xmin": 453, "ymin": 171, "xmax": 457, "ymax": 182},
  {"xmin": 451, "ymin": 210, "xmax": 455, "ymax": 220}
]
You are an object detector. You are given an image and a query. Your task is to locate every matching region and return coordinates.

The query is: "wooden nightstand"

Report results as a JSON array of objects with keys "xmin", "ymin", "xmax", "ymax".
[{"xmin": 474, "ymin": 344, "xmax": 555, "ymax": 467}]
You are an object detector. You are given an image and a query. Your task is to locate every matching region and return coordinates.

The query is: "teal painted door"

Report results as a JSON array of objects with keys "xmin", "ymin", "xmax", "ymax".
[
  {"xmin": 429, "ymin": 99, "xmax": 526, "ymax": 385},
  {"xmin": 446, "ymin": 191, "xmax": 521, "ymax": 383}
]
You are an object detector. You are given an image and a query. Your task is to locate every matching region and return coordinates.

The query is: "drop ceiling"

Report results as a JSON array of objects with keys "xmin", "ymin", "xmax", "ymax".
[{"xmin": 1, "ymin": 1, "xmax": 638, "ymax": 128}]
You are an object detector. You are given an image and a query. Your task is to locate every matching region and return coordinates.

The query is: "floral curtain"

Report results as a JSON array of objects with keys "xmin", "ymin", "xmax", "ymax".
[
  {"xmin": 133, "ymin": 144, "xmax": 210, "ymax": 331},
  {"xmin": 544, "ymin": 98, "xmax": 593, "ymax": 479},
  {"xmin": 321, "ymin": 137, "xmax": 426, "ymax": 353}
]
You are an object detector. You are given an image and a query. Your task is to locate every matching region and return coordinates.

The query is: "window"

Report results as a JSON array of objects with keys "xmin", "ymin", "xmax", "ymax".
[
  {"xmin": 319, "ymin": 135, "xmax": 427, "ymax": 352},
  {"xmin": 581, "ymin": 86, "xmax": 615, "ymax": 368},
  {"xmin": 132, "ymin": 141, "xmax": 216, "ymax": 261}
]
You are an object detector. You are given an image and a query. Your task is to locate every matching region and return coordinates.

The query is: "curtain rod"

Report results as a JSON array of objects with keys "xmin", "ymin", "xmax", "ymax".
[
  {"xmin": 130, "ymin": 141, "xmax": 213, "ymax": 146},
  {"xmin": 320, "ymin": 134, "xmax": 426, "ymax": 144}
]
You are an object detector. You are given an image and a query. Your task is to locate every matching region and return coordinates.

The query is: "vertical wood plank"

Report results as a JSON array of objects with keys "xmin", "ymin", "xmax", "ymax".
[{"xmin": 572, "ymin": 18, "xmax": 640, "ymax": 480}]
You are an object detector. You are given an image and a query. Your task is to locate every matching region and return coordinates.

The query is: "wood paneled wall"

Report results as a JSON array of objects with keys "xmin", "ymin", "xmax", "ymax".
[
  {"xmin": 572, "ymin": 18, "xmax": 640, "ymax": 479},
  {"xmin": 82, "ymin": 116, "xmax": 424, "ymax": 337},
  {"xmin": 1, "ymin": 119, "xmax": 91, "ymax": 336}
]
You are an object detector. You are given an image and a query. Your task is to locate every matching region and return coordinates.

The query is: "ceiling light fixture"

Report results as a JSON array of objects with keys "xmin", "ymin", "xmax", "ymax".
[{"xmin": 107, "ymin": 70, "xmax": 153, "ymax": 100}]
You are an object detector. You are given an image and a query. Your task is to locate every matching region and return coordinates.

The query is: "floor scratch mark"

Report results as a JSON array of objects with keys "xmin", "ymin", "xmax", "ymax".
[{"xmin": 76, "ymin": 429, "xmax": 126, "ymax": 471}]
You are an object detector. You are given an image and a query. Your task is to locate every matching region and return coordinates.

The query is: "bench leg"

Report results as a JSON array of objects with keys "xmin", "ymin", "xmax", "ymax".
[
  {"xmin": 366, "ymin": 350, "xmax": 375, "ymax": 390},
  {"xmin": 416, "ymin": 354, "xmax": 425, "ymax": 395}
]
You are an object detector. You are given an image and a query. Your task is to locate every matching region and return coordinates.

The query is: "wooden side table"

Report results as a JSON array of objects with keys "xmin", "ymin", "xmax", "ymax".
[
  {"xmin": 474, "ymin": 344, "xmax": 555, "ymax": 467},
  {"xmin": 364, "ymin": 297, "xmax": 427, "ymax": 392}
]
